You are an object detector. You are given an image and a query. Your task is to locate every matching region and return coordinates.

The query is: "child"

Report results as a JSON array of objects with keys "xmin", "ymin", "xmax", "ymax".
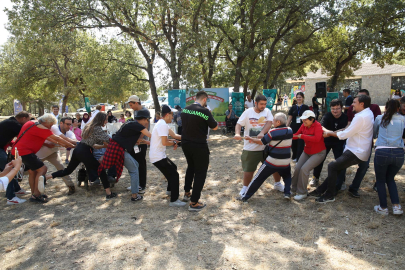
[{"xmin": 118, "ymin": 114, "xmax": 125, "ymax": 123}]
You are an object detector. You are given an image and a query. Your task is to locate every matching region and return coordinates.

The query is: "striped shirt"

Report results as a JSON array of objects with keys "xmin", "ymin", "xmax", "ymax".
[{"xmin": 261, "ymin": 126, "xmax": 293, "ymax": 168}]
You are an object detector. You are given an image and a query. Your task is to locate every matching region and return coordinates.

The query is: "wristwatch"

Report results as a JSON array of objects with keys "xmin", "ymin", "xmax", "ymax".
[{"xmin": 173, "ymin": 140, "xmax": 177, "ymax": 146}]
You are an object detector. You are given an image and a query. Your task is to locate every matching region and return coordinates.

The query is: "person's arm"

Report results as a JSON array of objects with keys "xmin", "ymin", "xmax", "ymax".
[
  {"xmin": 292, "ymin": 125, "xmax": 304, "ymax": 139},
  {"xmin": 300, "ymin": 124, "xmax": 324, "ymax": 142},
  {"xmin": 168, "ymin": 129, "xmax": 181, "ymax": 140},
  {"xmin": 206, "ymin": 110, "xmax": 218, "ymax": 130},
  {"xmin": 141, "ymin": 128, "xmax": 152, "ymax": 138},
  {"xmin": 287, "ymin": 115, "xmax": 293, "ymax": 126},
  {"xmin": 258, "ymin": 120, "xmax": 273, "ymax": 138},
  {"xmin": 234, "ymin": 123, "xmax": 243, "ymax": 140},
  {"xmin": 58, "ymin": 133, "xmax": 77, "ymax": 144},
  {"xmin": 226, "ymin": 110, "xmax": 231, "ymax": 119},
  {"xmin": 93, "ymin": 142, "xmax": 109, "ymax": 149},
  {"xmin": 336, "ymin": 115, "xmax": 363, "ymax": 140},
  {"xmin": 161, "ymin": 136, "xmax": 178, "ymax": 147},
  {"xmin": 47, "ymin": 134, "xmax": 76, "ymax": 148},
  {"xmin": 0, "ymin": 158, "xmax": 22, "ymax": 181},
  {"xmin": 245, "ymin": 136, "xmax": 264, "ymax": 145}
]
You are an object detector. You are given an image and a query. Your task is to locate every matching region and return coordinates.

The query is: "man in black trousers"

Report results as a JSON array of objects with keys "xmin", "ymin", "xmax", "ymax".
[{"xmin": 181, "ymin": 91, "xmax": 218, "ymax": 212}]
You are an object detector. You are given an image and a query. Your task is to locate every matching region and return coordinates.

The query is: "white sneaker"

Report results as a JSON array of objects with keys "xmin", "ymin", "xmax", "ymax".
[
  {"xmin": 166, "ymin": 191, "xmax": 171, "ymax": 196},
  {"xmin": 15, "ymin": 189, "xmax": 30, "ymax": 195},
  {"xmin": 293, "ymin": 194, "xmax": 307, "ymax": 201},
  {"xmin": 239, "ymin": 186, "xmax": 247, "ymax": 196},
  {"xmin": 7, "ymin": 197, "xmax": 27, "ymax": 205},
  {"xmin": 374, "ymin": 205, "xmax": 388, "ymax": 216},
  {"xmin": 169, "ymin": 199, "xmax": 187, "ymax": 207},
  {"xmin": 38, "ymin": 176, "xmax": 45, "ymax": 194},
  {"xmin": 127, "ymin": 186, "xmax": 131, "ymax": 191},
  {"xmin": 309, "ymin": 178, "xmax": 319, "ymax": 187},
  {"xmin": 393, "ymin": 205, "xmax": 403, "ymax": 215},
  {"xmin": 340, "ymin": 183, "xmax": 347, "ymax": 191},
  {"xmin": 274, "ymin": 182, "xmax": 284, "ymax": 192}
]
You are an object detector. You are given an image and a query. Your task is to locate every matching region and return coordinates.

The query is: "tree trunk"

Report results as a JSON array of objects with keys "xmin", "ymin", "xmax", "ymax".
[
  {"xmin": 233, "ymin": 57, "xmax": 245, "ymax": 92},
  {"xmin": 147, "ymin": 64, "xmax": 160, "ymax": 113},
  {"xmin": 62, "ymin": 94, "xmax": 69, "ymax": 114}
]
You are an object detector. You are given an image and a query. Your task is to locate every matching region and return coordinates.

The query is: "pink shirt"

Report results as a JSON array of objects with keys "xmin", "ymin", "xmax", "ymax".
[
  {"xmin": 118, "ymin": 119, "xmax": 125, "ymax": 123},
  {"xmin": 71, "ymin": 127, "xmax": 82, "ymax": 141}
]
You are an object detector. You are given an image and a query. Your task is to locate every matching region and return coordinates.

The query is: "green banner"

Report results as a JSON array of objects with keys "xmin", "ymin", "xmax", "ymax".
[
  {"xmin": 84, "ymin": 97, "xmax": 91, "ymax": 113},
  {"xmin": 231, "ymin": 92, "xmax": 244, "ymax": 117},
  {"xmin": 263, "ymin": 89, "xmax": 278, "ymax": 110},
  {"xmin": 326, "ymin": 92, "xmax": 339, "ymax": 112}
]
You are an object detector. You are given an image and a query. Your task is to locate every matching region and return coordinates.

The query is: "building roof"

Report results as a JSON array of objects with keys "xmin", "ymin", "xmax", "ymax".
[{"xmin": 292, "ymin": 63, "xmax": 405, "ymax": 81}]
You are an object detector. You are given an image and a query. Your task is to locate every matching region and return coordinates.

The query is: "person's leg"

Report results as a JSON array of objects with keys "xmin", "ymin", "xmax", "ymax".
[
  {"xmin": 45, "ymin": 152, "xmax": 74, "ymax": 187},
  {"xmin": 374, "ymin": 149, "xmax": 390, "ymax": 208},
  {"xmin": 153, "ymin": 158, "xmax": 180, "ymax": 202},
  {"xmin": 133, "ymin": 144, "xmax": 147, "ymax": 189},
  {"xmin": 65, "ymin": 149, "xmax": 70, "ymax": 162},
  {"xmin": 107, "ymin": 166, "xmax": 117, "ymax": 178},
  {"xmin": 34, "ymin": 165, "xmax": 47, "ymax": 196},
  {"xmin": 182, "ymin": 143, "xmax": 195, "ymax": 193},
  {"xmin": 319, "ymin": 151, "xmax": 361, "ymax": 198},
  {"xmin": 332, "ymin": 143, "xmax": 347, "ymax": 190},
  {"xmin": 291, "ymin": 152, "xmax": 310, "ymax": 194},
  {"xmin": 124, "ymin": 152, "xmax": 140, "ymax": 198},
  {"xmin": 243, "ymin": 164, "xmax": 276, "ymax": 200},
  {"xmin": 240, "ymin": 150, "xmax": 262, "ymax": 194},
  {"xmin": 296, "ymin": 139, "xmax": 305, "ymax": 161},
  {"xmin": 190, "ymin": 146, "xmax": 210, "ymax": 203},
  {"xmin": 313, "ymin": 146, "xmax": 331, "ymax": 179},
  {"xmin": 0, "ymin": 149, "xmax": 20, "ymax": 200},
  {"xmin": 278, "ymin": 166, "xmax": 292, "ymax": 195},
  {"xmin": 28, "ymin": 170, "xmax": 36, "ymax": 196},
  {"xmin": 349, "ymin": 149, "xmax": 372, "ymax": 192},
  {"xmin": 50, "ymin": 148, "xmax": 81, "ymax": 179},
  {"xmin": 385, "ymin": 149, "xmax": 403, "ymax": 207},
  {"xmin": 297, "ymin": 150, "xmax": 326, "ymax": 194}
]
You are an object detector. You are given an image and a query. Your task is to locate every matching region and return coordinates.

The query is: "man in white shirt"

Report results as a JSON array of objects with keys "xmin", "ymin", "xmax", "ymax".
[
  {"xmin": 244, "ymin": 93, "xmax": 254, "ymax": 109},
  {"xmin": 149, "ymin": 105, "xmax": 185, "ymax": 207},
  {"xmin": 51, "ymin": 105, "xmax": 62, "ymax": 123},
  {"xmin": 88, "ymin": 105, "xmax": 102, "ymax": 123},
  {"xmin": 36, "ymin": 117, "xmax": 77, "ymax": 195},
  {"xmin": 234, "ymin": 94, "xmax": 285, "ymax": 196},
  {"xmin": 309, "ymin": 95, "xmax": 374, "ymax": 203}
]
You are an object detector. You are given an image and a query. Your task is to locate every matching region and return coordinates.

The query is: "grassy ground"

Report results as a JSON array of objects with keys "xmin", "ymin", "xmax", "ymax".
[{"xmin": 0, "ymin": 130, "xmax": 404, "ymax": 270}]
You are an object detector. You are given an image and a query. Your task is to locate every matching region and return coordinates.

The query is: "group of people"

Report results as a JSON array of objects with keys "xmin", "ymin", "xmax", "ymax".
[{"xmin": 1, "ymin": 90, "xmax": 404, "ymax": 215}]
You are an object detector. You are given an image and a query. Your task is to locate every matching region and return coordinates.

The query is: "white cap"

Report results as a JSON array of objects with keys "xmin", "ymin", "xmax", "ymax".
[
  {"xmin": 127, "ymin": 95, "xmax": 140, "ymax": 103},
  {"xmin": 300, "ymin": 110, "xmax": 316, "ymax": 120}
]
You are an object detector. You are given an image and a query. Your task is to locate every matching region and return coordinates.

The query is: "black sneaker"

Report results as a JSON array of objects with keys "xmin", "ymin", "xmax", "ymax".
[
  {"xmin": 67, "ymin": 186, "xmax": 75, "ymax": 195},
  {"xmin": 348, "ymin": 189, "xmax": 360, "ymax": 198},
  {"xmin": 106, "ymin": 192, "xmax": 118, "ymax": 200},
  {"xmin": 308, "ymin": 190, "xmax": 321, "ymax": 199},
  {"xmin": 316, "ymin": 196, "xmax": 335, "ymax": 204},
  {"xmin": 283, "ymin": 194, "xmax": 291, "ymax": 200},
  {"xmin": 138, "ymin": 187, "xmax": 146, "ymax": 194},
  {"xmin": 131, "ymin": 194, "xmax": 143, "ymax": 202},
  {"xmin": 189, "ymin": 202, "xmax": 206, "ymax": 212}
]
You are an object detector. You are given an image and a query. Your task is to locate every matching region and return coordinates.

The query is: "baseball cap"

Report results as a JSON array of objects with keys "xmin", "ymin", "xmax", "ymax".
[
  {"xmin": 127, "ymin": 95, "xmax": 140, "ymax": 103},
  {"xmin": 161, "ymin": 105, "xmax": 177, "ymax": 115},
  {"xmin": 300, "ymin": 110, "xmax": 316, "ymax": 120}
]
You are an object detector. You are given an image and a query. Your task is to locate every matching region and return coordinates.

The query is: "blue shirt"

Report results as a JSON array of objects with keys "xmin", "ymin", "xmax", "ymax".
[
  {"xmin": 261, "ymin": 125, "xmax": 293, "ymax": 168},
  {"xmin": 374, "ymin": 114, "xmax": 405, "ymax": 148}
]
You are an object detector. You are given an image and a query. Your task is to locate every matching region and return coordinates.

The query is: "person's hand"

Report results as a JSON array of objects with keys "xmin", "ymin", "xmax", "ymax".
[
  {"xmin": 245, "ymin": 136, "xmax": 254, "ymax": 143},
  {"xmin": 9, "ymin": 157, "xmax": 22, "ymax": 168},
  {"xmin": 297, "ymin": 134, "xmax": 302, "ymax": 139},
  {"xmin": 257, "ymin": 134, "xmax": 264, "ymax": 139},
  {"xmin": 143, "ymin": 140, "xmax": 150, "ymax": 146},
  {"xmin": 234, "ymin": 134, "xmax": 242, "ymax": 140},
  {"xmin": 323, "ymin": 132, "xmax": 329, "ymax": 138},
  {"xmin": 44, "ymin": 143, "xmax": 56, "ymax": 148}
]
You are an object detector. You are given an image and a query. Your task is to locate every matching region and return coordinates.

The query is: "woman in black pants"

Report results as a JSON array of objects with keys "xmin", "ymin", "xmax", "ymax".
[
  {"xmin": 46, "ymin": 113, "xmax": 117, "ymax": 199},
  {"xmin": 287, "ymin": 92, "xmax": 309, "ymax": 162}
]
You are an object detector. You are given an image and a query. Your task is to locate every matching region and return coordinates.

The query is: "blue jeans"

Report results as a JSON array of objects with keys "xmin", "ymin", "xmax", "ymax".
[
  {"xmin": 124, "ymin": 152, "xmax": 139, "ymax": 194},
  {"xmin": 349, "ymin": 149, "xmax": 372, "ymax": 192},
  {"xmin": 283, "ymin": 100, "xmax": 288, "ymax": 107},
  {"xmin": 374, "ymin": 148, "xmax": 404, "ymax": 208},
  {"xmin": 0, "ymin": 148, "xmax": 21, "ymax": 200}
]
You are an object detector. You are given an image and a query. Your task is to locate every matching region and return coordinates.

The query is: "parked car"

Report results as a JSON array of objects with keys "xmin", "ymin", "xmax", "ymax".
[
  {"xmin": 97, "ymin": 103, "xmax": 115, "ymax": 111},
  {"xmin": 77, "ymin": 107, "xmax": 87, "ymax": 112}
]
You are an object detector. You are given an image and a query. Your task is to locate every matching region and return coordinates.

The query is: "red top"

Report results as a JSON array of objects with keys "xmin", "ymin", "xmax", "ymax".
[
  {"xmin": 293, "ymin": 120, "xmax": 326, "ymax": 155},
  {"xmin": 347, "ymin": 104, "xmax": 381, "ymax": 121},
  {"xmin": 12, "ymin": 121, "xmax": 53, "ymax": 156}
]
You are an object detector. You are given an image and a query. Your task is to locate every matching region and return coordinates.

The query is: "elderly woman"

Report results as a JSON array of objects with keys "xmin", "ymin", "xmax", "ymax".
[
  {"xmin": 291, "ymin": 110, "xmax": 326, "ymax": 200},
  {"xmin": 46, "ymin": 113, "xmax": 116, "ymax": 200},
  {"xmin": 12, "ymin": 114, "xmax": 75, "ymax": 203}
]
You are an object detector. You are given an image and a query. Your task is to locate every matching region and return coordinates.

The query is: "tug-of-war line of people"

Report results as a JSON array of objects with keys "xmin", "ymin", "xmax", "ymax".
[{"xmin": 0, "ymin": 90, "xmax": 403, "ymax": 215}]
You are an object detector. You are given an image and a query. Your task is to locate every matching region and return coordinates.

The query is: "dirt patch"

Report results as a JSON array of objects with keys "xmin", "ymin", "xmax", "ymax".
[{"xmin": 0, "ymin": 130, "xmax": 404, "ymax": 270}]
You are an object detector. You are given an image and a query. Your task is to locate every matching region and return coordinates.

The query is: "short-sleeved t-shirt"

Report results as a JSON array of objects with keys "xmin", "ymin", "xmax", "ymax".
[
  {"xmin": 181, "ymin": 103, "xmax": 218, "ymax": 145},
  {"xmin": 113, "ymin": 121, "xmax": 145, "ymax": 152},
  {"xmin": 245, "ymin": 100, "xmax": 254, "ymax": 108},
  {"xmin": 288, "ymin": 104, "xmax": 310, "ymax": 133},
  {"xmin": 12, "ymin": 121, "xmax": 53, "ymax": 156},
  {"xmin": 237, "ymin": 107, "xmax": 274, "ymax": 151},
  {"xmin": 0, "ymin": 117, "xmax": 22, "ymax": 149},
  {"xmin": 36, "ymin": 125, "xmax": 76, "ymax": 159},
  {"xmin": 345, "ymin": 96, "xmax": 353, "ymax": 109},
  {"xmin": 149, "ymin": 119, "xmax": 170, "ymax": 163},
  {"xmin": 321, "ymin": 112, "xmax": 348, "ymax": 145},
  {"xmin": 226, "ymin": 110, "xmax": 237, "ymax": 120}
]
